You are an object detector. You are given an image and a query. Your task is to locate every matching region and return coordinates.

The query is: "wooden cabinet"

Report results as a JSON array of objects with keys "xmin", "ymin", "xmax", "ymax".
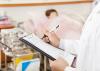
[{"xmin": 0, "ymin": 50, "xmax": 12, "ymax": 68}]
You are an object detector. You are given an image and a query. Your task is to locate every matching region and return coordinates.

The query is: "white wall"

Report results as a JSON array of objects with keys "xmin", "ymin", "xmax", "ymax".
[{"xmin": 0, "ymin": 3, "xmax": 92, "ymax": 24}]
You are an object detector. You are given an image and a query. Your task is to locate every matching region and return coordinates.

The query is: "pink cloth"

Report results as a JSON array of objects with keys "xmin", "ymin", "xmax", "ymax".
[
  {"xmin": 47, "ymin": 15, "xmax": 83, "ymax": 40},
  {"xmin": 34, "ymin": 16, "xmax": 48, "ymax": 38},
  {"xmin": 23, "ymin": 19, "xmax": 36, "ymax": 34},
  {"xmin": 25, "ymin": 15, "xmax": 83, "ymax": 40}
]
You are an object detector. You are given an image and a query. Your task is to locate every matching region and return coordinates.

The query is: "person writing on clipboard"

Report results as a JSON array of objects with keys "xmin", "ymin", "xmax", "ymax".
[
  {"xmin": 43, "ymin": 3, "xmax": 100, "ymax": 71},
  {"xmin": 42, "ymin": 9, "xmax": 82, "ymax": 48},
  {"xmin": 42, "ymin": 9, "xmax": 82, "ymax": 70}
]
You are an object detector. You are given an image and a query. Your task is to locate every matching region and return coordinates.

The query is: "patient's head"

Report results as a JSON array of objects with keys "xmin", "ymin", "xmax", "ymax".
[{"xmin": 45, "ymin": 9, "xmax": 58, "ymax": 19}]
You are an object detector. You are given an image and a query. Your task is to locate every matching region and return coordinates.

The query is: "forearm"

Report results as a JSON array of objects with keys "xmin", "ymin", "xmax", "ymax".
[{"xmin": 50, "ymin": 37, "xmax": 60, "ymax": 47}]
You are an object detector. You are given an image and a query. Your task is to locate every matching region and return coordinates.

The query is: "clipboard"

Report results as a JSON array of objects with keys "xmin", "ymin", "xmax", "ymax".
[{"xmin": 19, "ymin": 34, "xmax": 64, "ymax": 61}]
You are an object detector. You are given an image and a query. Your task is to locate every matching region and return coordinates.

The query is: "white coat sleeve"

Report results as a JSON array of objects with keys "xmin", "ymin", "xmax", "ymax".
[
  {"xmin": 95, "ymin": 25, "xmax": 100, "ymax": 70},
  {"xmin": 59, "ymin": 39, "xmax": 80, "ymax": 55},
  {"xmin": 59, "ymin": 39, "xmax": 80, "ymax": 71}
]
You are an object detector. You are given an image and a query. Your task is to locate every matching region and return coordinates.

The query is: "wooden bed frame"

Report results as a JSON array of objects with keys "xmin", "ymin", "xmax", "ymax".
[{"xmin": 0, "ymin": 0, "xmax": 93, "ymax": 7}]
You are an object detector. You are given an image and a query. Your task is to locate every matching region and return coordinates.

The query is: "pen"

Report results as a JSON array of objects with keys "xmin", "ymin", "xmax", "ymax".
[
  {"xmin": 49, "ymin": 25, "xmax": 59, "ymax": 32},
  {"xmin": 42, "ymin": 25, "xmax": 59, "ymax": 39}
]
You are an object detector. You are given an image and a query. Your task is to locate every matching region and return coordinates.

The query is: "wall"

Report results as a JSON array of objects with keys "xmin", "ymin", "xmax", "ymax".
[{"xmin": 0, "ymin": 3, "xmax": 92, "ymax": 24}]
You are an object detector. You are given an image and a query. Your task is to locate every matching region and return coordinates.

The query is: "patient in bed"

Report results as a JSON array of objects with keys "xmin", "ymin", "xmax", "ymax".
[
  {"xmin": 23, "ymin": 9, "xmax": 83, "ymax": 41},
  {"xmin": 40, "ymin": 9, "xmax": 83, "ymax": 48}
]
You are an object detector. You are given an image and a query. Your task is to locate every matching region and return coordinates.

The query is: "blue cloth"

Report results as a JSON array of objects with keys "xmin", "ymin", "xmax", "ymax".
[{"xmin": 22, "ymin": 61, "xmax": 32, "ymax": 71}]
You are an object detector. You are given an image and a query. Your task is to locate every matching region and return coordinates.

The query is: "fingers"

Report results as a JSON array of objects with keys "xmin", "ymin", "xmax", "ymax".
[
  {"xmin": 49, "ymin": 60, "xmax": 54, "ymax": 67},
  {"xmin": 49, "ymin": 60, "xmax": 58, "ymax": 71},
  {"xmin": 42, "ymin": 36, "xmax": 50, "ymax": 43}
]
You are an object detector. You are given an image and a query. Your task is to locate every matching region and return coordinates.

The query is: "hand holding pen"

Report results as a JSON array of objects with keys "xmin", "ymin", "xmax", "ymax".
[
  {"xmin": 42, "ymin": 25, "xmax": 60, "ymax": 47},
  {"xmin": 42, "ymin": 25, "xmax": 59, "ymax": 39}
]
